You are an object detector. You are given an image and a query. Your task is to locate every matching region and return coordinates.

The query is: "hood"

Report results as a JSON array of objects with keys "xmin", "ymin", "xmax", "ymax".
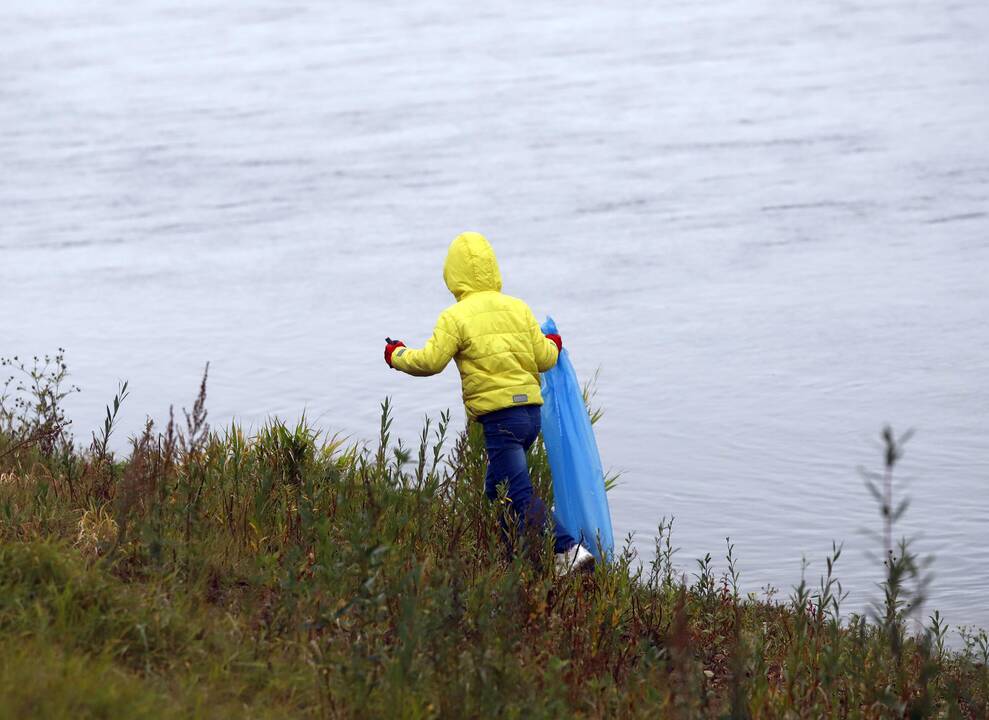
[{"xmin": 443, "ymin": 231, "xmax": 503, "ymax": 300}]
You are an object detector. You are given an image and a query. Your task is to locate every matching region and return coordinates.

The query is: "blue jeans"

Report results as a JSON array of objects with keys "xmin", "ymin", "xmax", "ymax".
[{"xmin": 478, "ymin": 405, "xmax": 576, "ymax": 555}]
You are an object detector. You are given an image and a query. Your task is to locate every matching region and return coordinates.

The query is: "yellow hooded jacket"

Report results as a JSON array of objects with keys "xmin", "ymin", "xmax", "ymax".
[{"xmin": 391, "ymin": 232, "xmax": 560, "ymax": 418}]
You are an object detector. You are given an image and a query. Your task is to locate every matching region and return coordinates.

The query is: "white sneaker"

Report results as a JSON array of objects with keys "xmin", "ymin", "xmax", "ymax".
[{"xmin": 555, "ymin": 544, "xmax": 595, "ymax": 576}]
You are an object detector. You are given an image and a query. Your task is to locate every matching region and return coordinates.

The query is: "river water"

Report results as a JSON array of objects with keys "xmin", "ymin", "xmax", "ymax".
[{"xmin": 3, "ymin": 0, "xmax": 988, "ymax": 630}]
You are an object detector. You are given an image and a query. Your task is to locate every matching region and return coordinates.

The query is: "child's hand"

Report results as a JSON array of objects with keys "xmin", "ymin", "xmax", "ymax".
[
  {"xmin": 384, "ymin": 339, "xmax": 406, "ymax": 368},
  {"xmin": 545, "ymin": 333, "xmax": 563, "ymax": 352}
]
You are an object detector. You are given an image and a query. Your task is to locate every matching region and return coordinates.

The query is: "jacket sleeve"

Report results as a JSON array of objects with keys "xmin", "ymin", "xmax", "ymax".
[
  {"xmin": 527, "ymin": 308, "xmax": 560, "ymax": 373},
  {"xmin": 391, "ymin": 309, "xmax": 461, "ymax": 376}
]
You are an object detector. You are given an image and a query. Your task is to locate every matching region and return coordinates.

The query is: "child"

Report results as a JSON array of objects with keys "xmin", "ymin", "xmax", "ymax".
[{"xmin": 384, "ymin": 231, "xmax": 595, "ymax": 574}]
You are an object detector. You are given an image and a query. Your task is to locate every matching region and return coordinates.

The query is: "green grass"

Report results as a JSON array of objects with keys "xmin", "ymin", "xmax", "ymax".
[{"xmin": 1, "ymin": 363, "xmax": 987, "ymax": 718}]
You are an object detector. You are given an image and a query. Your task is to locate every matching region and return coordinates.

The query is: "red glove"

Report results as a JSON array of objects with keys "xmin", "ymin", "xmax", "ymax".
[
  {"xmin": 384, "ymin": 340, "xmax": 405, "ymax": 368},
  {"xmin": 545, "ymin": 333, "xmax": 562, "ymax": 352}
]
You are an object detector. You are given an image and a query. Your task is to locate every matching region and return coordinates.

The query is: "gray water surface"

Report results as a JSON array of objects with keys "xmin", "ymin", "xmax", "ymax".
[{"xmin": 3, "ymin": 0, "xmax": 989, "ymax": 630}]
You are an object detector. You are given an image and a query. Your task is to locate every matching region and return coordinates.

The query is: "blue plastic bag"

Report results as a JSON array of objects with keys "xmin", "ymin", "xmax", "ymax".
[{"xmin": 539, "ymin": 317, "xmax": 615, "ymax": 561}]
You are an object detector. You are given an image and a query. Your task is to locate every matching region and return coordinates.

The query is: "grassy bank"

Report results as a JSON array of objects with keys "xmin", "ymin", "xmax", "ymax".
[{"xmin": 1, "ymin": 355, "xmax": 987, "ymax": 718}]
